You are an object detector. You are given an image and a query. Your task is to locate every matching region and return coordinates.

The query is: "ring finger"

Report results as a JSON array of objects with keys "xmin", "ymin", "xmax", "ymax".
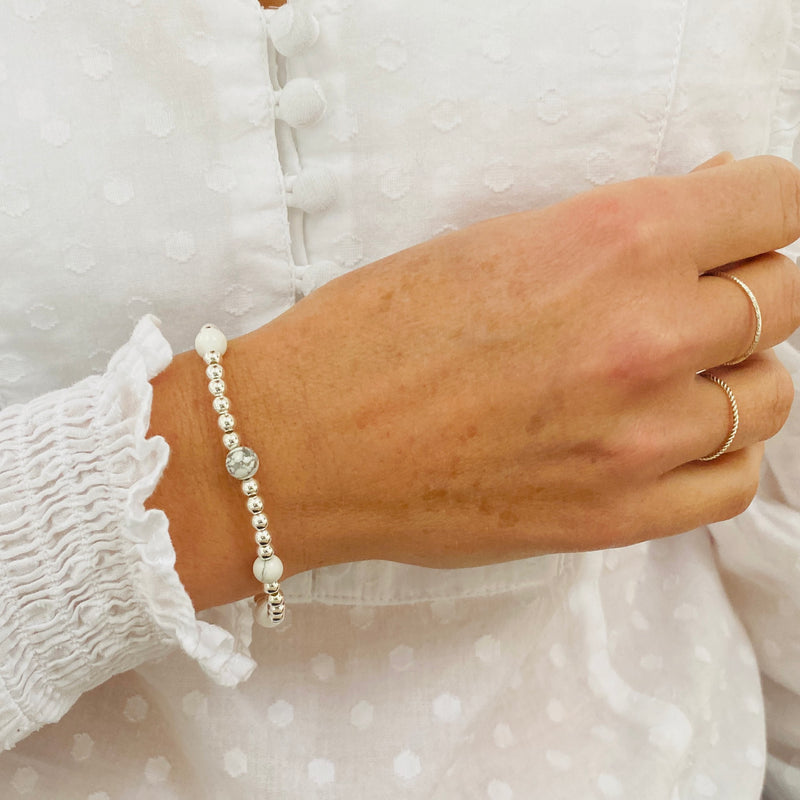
[
  {"xmin": 692, "ymin": 352, "xmax": 793, "ymax": 463},
  {"xmin": 641, "ymin": 350, "xmax": 794, "ymax": 473}
]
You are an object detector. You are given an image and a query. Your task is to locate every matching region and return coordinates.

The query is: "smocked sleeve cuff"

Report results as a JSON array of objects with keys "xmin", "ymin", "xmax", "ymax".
[{"xmin": 0, "ymin": 314, "xmax": 256, "ymax": 751}]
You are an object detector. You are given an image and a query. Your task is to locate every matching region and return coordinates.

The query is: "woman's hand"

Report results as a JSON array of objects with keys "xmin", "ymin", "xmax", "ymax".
[{"xmin": 151, "ymin": 154, "xmax": 800, "ymax": 609}]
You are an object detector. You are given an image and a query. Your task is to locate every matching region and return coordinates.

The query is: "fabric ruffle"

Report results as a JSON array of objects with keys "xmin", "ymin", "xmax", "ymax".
[
  {"xmin": 110, "ymin": 314, "xmax": 257, "ymax": 687},
  {"xmin": 0, "ymin": 314, "xmax": 255, "ymax": 751}
]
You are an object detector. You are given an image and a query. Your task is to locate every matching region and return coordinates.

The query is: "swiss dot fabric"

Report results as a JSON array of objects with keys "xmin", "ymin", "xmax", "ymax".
[{"xmin": 0, "ymin": 0, "xmax": 800, "ymax": 798}]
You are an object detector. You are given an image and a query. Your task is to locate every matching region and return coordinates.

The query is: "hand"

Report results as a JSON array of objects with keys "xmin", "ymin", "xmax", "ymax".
[{"xmin": 151, "ymin": 154, "xmax": 800, "ymax": 609}]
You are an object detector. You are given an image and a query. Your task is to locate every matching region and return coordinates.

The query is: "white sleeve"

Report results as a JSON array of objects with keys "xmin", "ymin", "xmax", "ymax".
[{"xmin": 0, "ymin": 313, "xmax": 256, "ymax": 751}]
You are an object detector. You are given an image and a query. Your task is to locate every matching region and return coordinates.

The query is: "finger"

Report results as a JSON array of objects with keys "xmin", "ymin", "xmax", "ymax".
[
  {"xmin": 633, "ymin": 155, "xmax": 800, "ymax": 271},
  {"xmin": 690, "ymin": 151, "xmax": 735, "ymax": 172},
  {"xmin": 630, "ymin": 351, "xmax": 790, "ymax": 475},
  {"xmin": 689, "ymin": 352, "xmax": 792, "ymax": 463},
  {"xmin": 616, "ymin": 443, "xmax": 763, "ymax": 544},
  {"xmin": 692, "ymin": 251, "xmax": 800, "ymax": 370}
]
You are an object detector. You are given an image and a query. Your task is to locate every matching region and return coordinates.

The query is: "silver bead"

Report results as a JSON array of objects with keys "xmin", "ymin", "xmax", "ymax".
[
  {"xmin": 222, "ymin": 432, "xmax": 240, "ymax": 450},
  {"xmin": 226, "ymin": 447, "xmax": 259, "ymax": 480},
  {"xmin": 208, "ymin": 378, "xmax": 226, "ymax": 396},
  {"xmin": 246, "ymin": 495, "xmax": 264, "ymax": 514},
  {"xmin": 242, "ymin": 479, "xmax": 259, "ymax": 497},
  {"xmin": 206, "ymin": 363, "xmax": 224, "ymax": 381},
  {"xmin": 254, "ymin": 597, "xmax": 284, "ymax": 628},
  {"xmin": 203, "ymin": 350, "xmax": 221, "ymax": 365},
  {"xmin": 212, "ymin": 395, "xmax": 230, "ymax": 414},
  {"xmin": 258, "ymin": 543, "xmax": 275, "ymax": 559},
  {"xmin": 251, "ymin": 513, "xmax": 269, "ymax": 530},
  {"xmin": 265, "ymin": 581, "xmax": 280, "ymax": 593},
  {"xmin": 255, "ymin": 530, "xmax": 272, "ymax": 546},
  {"xmin": 218, "ymin": 413, "xmax": 236, "ymax": 432},
  {"xmin": 267, "ymin": 591, "xmax": 285, "ymax": 606},
  {"xmin": 270, "ymin": 604, "xmax": 286, "ymax": 619},
  {"xmin": 258, "ymin": 612, "xmax": 283, "ymax": 628}
]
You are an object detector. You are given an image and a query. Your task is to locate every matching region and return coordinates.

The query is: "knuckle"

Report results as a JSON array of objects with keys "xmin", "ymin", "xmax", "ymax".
[
  {"xmin": 603, "ymin": 327, "xmax": 682, "ymax": 390},
  {"xmin": 573, "ymin": 180, "xmax": 663, "ymax": 258}
]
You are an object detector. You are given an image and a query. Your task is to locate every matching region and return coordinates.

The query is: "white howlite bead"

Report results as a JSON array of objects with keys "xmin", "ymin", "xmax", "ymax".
[
  {"xmin": 206, "ymin": 363, "xmax": 224, "ymax": 381},
  {"xmin": 226, "ymin": 447, "xmax": 259, "ymax": 480},
  {"xmin": 253, "ymin": 555, "xmax": 284, "ymax": 584},
  {"xmin": 218, "ymin": 413, "xmax": 236, "ymax": 432},
  {"xmin": 254, "ymin": 598, "xmax": 270, "ymax": 625},
  {"xmin": 195, "ymin": 323, "xmax": 228, "ymax": 358},
  {"xmin": 275, "ymin": 78, "xmax": 326, "ymax": 128},
  {"xmin": 222, "ymin": 432, "xmax": 240, "ymax": 450},
  {"xmin": 242, "ymin": 479, "xmax": 259, "ymax": 497}
]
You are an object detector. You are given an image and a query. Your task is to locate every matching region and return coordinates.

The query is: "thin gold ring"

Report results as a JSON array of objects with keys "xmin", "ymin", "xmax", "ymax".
[
  {"xmin": 711, "ymin": 271, "xmax": 762, "ymax": 366},
  {"xmin": 698, "ymin": 372, "xmax": 739, "ymax": 461}
]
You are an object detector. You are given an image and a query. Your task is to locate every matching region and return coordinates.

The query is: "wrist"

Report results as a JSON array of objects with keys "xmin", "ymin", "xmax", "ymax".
[
  {"xmin": 144, "ymin": 341, "xmax": 259, "ymax": 611},
  {"xmin": 144, "ymin": 315, "xmax": 354, "ymax": 612}
]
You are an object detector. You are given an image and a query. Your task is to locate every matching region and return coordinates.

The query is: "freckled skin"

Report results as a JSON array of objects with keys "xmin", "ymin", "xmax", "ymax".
[
  {"xmin": 498, "ymin": 509, "xmax": 520, "ymax": 528},
  {"xmin": 150, "ymin": 155, "xmax": 800, "ymax": 610}
]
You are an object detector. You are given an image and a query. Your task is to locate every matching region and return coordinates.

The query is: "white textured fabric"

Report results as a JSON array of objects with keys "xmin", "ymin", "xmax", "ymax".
[
  {"xmin": 0, "ymin": 315, "xmax": 256, "ymax": 751},
  {"xmin": 1, "ymin": 0, "xmax": 800, "ymax": 797}
]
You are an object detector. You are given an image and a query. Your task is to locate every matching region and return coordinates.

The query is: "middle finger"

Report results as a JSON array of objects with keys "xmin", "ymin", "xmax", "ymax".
[{"xmin": 692, "ymin": 250, "xmax": 800, "ymax": 371}]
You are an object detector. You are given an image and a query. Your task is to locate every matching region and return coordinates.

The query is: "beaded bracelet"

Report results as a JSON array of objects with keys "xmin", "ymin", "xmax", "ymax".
[{"xmin": 194, "ymin": 323, "xmax": 286, "ymax": 628}]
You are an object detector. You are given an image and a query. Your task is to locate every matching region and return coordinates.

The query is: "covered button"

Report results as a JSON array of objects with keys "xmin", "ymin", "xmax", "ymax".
[
  {"xmin": 267, "ymin": 5, "xmax": 320, "ymax": 57},
  {"xmin": 285, "ymin": 167, "xmax": 337, "ymax": 213},
  {"xmin": 275, "ymin": 78, "xmax": 326, "ymax": 128},
  {"xmin": 296, "ymin": 260, "xmax": 340, "ymax": 297}
]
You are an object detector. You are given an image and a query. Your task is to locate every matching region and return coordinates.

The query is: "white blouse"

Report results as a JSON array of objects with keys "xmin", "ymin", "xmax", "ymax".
[{"xmin": 1, "ymin": 0, "xmax": 800, "ymax": 797}]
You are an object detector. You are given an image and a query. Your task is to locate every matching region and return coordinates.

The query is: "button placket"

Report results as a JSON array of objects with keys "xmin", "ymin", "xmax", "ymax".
[{"xmin": 263, "ymin": 4, "xmax": 336, "ymax": 303}]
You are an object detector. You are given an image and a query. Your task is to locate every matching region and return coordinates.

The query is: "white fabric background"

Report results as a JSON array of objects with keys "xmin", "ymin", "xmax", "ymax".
[{"xmin": 0, "ymin": 0, "xmax": 799, "ymax": 797}]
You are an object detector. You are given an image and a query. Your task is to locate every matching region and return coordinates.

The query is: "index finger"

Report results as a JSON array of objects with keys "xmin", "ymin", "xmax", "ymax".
[{"xmin": 649, "ymin": 155, "xmax": 800, "ymax": 272}]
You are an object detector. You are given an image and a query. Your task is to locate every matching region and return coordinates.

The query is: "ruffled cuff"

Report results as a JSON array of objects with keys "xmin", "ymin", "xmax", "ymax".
[{"xmin": 0, "ymin": 314, "xmax": 255, "ymax": 751}]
